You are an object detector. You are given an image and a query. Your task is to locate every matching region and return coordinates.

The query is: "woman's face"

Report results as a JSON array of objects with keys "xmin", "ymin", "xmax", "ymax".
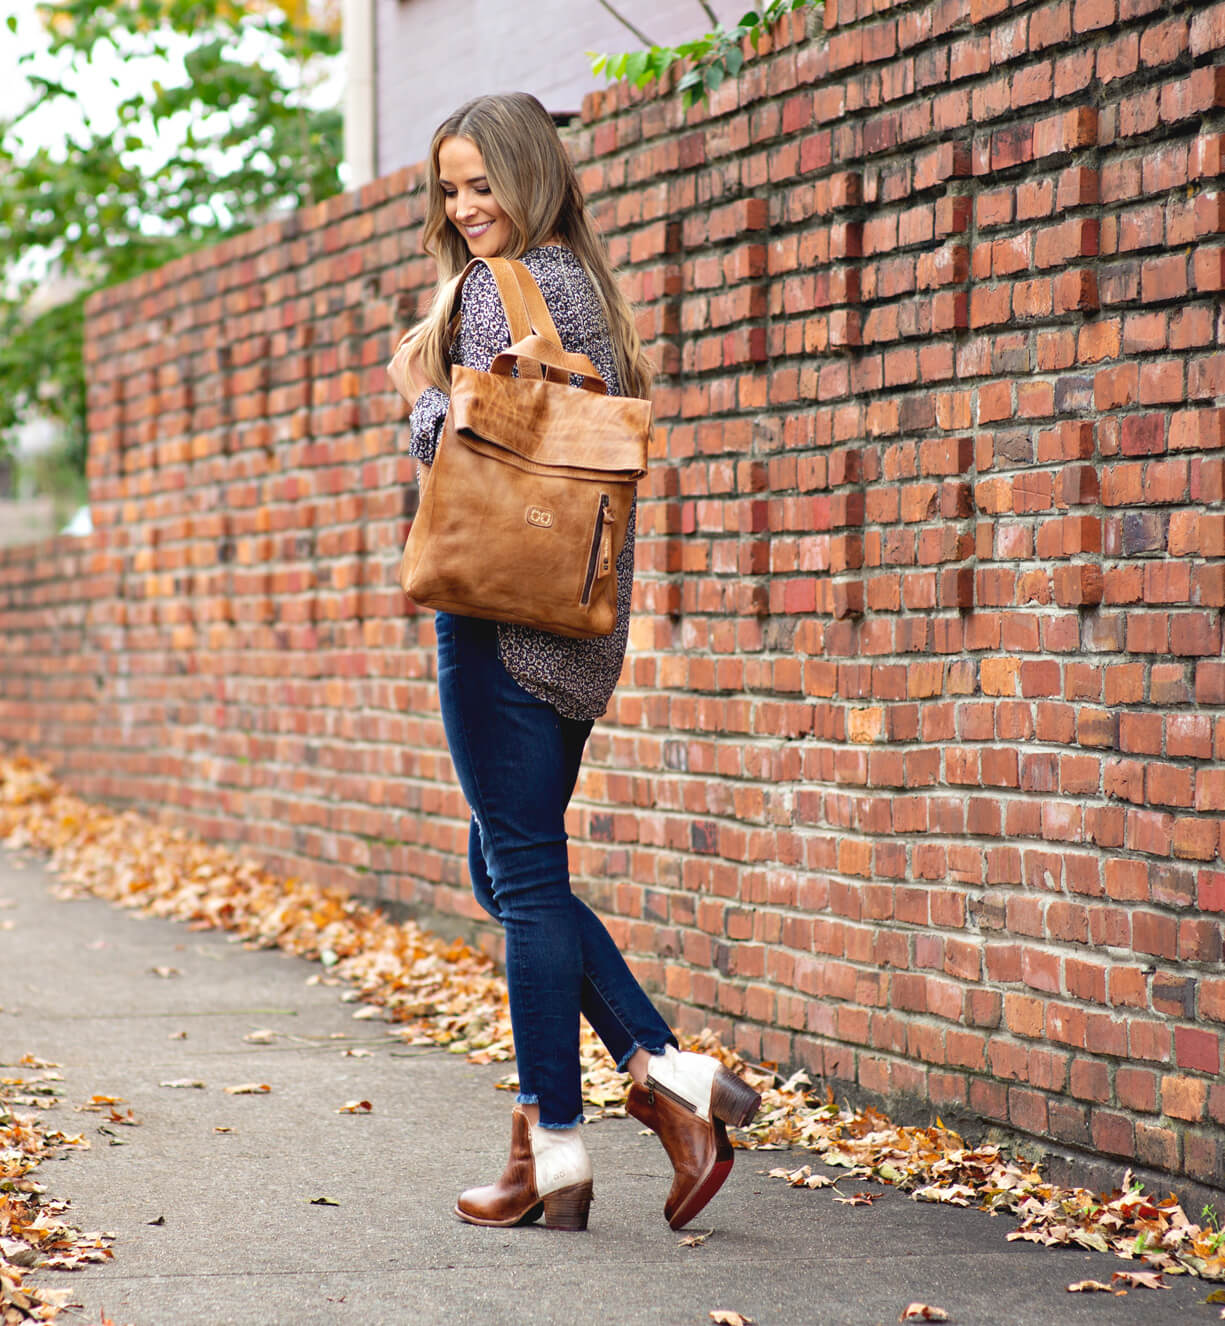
[{"xmin": 437, "ymin": 135, "xmax": 513, "ymax": 258}]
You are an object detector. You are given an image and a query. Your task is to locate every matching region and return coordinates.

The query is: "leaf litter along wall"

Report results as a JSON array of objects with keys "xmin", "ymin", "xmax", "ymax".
[{"xmin": 1, "ymin": 0, "xmax": 1224, "ymax": 1195}]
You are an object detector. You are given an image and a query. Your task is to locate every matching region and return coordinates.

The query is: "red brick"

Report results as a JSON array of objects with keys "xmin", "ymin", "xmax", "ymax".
[
  {"xmin": 1054, "ymin": 46, "xmax": 1094, "ymax": 99},
  {"xmin": 1147, "ymin": 763, "xmax": 1194, "ymax": 807},
  {"xmin": 1169, "ymin": 413, "xmax": 1221, "ymax": 461},
  {"xmin": 1116, "ymin": 1066, "xmax": 1158, "ymax": 1112},
  {"xmin": 1054, "ymin": 268, "xmax": 1099, "ymax": 313},
  {"xmin": 1181, "ymin": 917, "xmax": 1224, "ymax": 962},
  {"xmin": 1008, "ymin": 1085, "xmax": 1049, "ymax": 1136},
  {"xmin": 1091, "ymin": 1109, "xmax": 1134, "ymax": 1157},
  {"xmin": 1135, "ymin": 1121, "xmax": 1180, "ymax": 1171},
  {"xmin": 1034, "ymin": 106, "xmax": 1098, "ymax": 158},
  {"xmin": 1191, "ymin": 2, "xmax": 1225, "ymax": 57},
  {"xmin": 1194, "ymin": 246, "xmax": 1225, "ymax": 291},
  {"xmin": 1204, "ymin": 977, "xmax": 1225, "ymax": 1022},
  {"xmin": 1068, "ymin": 1058, "xmax": 1109, "ymax": 1103},
  {"xmin": 1175, "ymin": 817, "xmax": 1221, "ymax": 859},
  {"xmin": 1190, "ymin": 133, "xmax": 1225, "ymax": 181},
  {"xmin": 1141, "ymin": 16, "xmax": 1188, "ymax": 67},
  {"xmin": 1184, "ymin": 1130, "xmax": 1225, "ymax": 1186},
  {"xmin": 1074, "ymin": 0, "xmax": 1115, "ymax": 31},
  {"xmin": 1176, "ymin": 1027, "xmax": 1221, "ymax": 1074},
  {"xmin": 1141, "ymin": 254, "xmax": 1189, "ymax": 303},
  {"xmin": 1129, "ymin": 1019, "xmax": 1172, "ymax": 1063}
]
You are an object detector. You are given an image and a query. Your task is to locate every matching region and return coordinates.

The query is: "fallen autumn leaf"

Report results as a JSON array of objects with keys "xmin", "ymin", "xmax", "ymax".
[
  {"xmin": 1112, "ymin": 1270, "xmax": 1168, "ymax": 1290},
  {"xmin": 79, "ymin": 1095, "xmax": 125, "ymax": 1110},
  {"xmin": 899, "ymin": 1304, "xmax": 949, "ymax": 1322}
]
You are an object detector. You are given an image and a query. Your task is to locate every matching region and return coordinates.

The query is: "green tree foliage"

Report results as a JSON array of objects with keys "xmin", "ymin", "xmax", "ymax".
[
  {"xmin": 590, "ymin": 0, "xmax": 820, "ymax": 110},
  {"xmin": 0, "ymin": 0, "xmax": 343, "ymax": 470}
]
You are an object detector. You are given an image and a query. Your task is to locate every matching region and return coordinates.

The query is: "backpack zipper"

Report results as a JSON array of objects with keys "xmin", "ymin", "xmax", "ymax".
[{"xmin": 580, "ymin": 494, "xmax": 611, "ymax": 606}]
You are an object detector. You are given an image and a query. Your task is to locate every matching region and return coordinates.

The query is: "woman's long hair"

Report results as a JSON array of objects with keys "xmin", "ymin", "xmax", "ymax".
[{"xmin": 403, "ymin": 92, "xmax": 653, "ymax": 400}]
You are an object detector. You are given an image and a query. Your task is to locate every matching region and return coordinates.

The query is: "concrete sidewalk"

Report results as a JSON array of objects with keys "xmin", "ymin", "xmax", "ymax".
[{"xmin": 0, "ymin": 849, "xmax": 1211, "ymax": 1325}]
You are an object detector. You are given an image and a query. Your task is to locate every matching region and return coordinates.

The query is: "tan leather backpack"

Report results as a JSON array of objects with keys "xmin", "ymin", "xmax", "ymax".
[{"xmin": 392, "ymin": 257, "xmax": 651, "ymax": 639}]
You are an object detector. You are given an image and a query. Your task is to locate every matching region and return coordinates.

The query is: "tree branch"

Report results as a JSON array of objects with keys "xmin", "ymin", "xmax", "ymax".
[
  {"xmin": 595, "ymin": 0, "xmax": 658, "ymax": 47},
  {"xmin": 696, "ymin": 0, "xmax": 720, "ymax": 25}
]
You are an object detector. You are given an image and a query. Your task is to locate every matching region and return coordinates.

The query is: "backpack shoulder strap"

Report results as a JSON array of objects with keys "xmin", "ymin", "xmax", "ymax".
[
  {"xmin": 453, "ymin": 257, "xmax": 532, "ymax": 343},
  {"xmin": 505, "ymin": 258, "xmax": 564, "ymax": 349},
  {"xmin": 453, "ymin": 257, "xmax": 542, "ymax": 378}
]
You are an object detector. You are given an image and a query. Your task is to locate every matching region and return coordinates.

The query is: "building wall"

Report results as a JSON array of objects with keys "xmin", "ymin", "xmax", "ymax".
[
  {"xmin": 3, "ymin": 0, "xmax": 1225, "ymax": 1195},
  {"xmin": 372, "ymin": 0, "xmax": 749, "ymax": 171}
]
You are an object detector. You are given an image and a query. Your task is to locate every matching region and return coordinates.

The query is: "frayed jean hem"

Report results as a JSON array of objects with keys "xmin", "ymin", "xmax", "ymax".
[
  {"xmin": 515, "ymin": 1091, "xmax": 583, "ymax": 1129},
  {"xmin": 537, "ymin": 1113, "xmax": 584, "ymax": 1129}
]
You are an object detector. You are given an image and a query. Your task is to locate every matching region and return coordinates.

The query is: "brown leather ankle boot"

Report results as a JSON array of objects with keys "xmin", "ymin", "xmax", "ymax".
[
  {"xmin": 627, "ymin": 1082, "xmax": 735, "ymax": 1229},
  {"xmin": 455, "ymin": 1106, "xmax": 593, "ymax": 1231}
]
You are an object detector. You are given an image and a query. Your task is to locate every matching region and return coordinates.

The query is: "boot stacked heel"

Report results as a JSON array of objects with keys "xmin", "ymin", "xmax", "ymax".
[
  {"xmin": 541, "ymin": 1180, "xmax": 593, "ymax": 1231},
  {"xmin": 711, "ymin": 1067, "xmax": 762, "ymax": 1128}
]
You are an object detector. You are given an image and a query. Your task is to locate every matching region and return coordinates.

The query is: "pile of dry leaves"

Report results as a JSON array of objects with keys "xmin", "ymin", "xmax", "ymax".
[
  {"xmin": 3, "ymin": 749, "xmax": 1224, "ymax": 1318},
  {"xmin": 0, "ymin": 1056, "xmax": 113, "ymax": 1323},
  {"xmin": 763, "ymin": 1096, "xmax": 1225, "ymax": 1285}
]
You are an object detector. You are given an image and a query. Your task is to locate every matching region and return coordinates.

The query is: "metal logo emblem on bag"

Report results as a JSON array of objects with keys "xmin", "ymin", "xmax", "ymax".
[{"xmin": 526, "ymin": 506, "xmax": 555, "ymax": 529}]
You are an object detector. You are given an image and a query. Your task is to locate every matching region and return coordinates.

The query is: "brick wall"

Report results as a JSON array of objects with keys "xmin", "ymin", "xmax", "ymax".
[{"xmin": 2, "ymin": 0, "xmax": 1224, "ymax": 1193}]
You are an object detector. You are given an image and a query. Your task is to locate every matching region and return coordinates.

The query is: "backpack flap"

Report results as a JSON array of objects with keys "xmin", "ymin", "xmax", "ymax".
[{"xmin": 449, "ymin": 364, "xmax": 650, "ymax": 479}]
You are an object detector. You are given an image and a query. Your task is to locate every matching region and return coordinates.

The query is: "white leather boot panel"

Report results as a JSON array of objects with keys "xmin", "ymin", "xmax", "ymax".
[
  {"xmin": 644, "ymin": 1045, "xmax": 718, "ymax": 1121},
  {"xmin": 529, "ymin": 1124, "xmax": 592, "ymax": 1196}
]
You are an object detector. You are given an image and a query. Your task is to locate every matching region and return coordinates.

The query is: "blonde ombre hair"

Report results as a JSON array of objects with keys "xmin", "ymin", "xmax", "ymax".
[{"xmin": 403, "ymin": 92, "xmax": 653, "ymax": 401}]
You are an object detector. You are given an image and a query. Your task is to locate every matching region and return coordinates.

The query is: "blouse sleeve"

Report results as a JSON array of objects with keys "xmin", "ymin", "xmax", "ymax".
[
  {"xmin": 408, "ymin": 386, "xmax": 449, "ymax": 466},
  {"xmin": 405, "ymin": 264, "xmax": 512, "ymax": 466},
  {"xmin": 451, "ymin": 263, "xmax": 511, "ymax": 372}
]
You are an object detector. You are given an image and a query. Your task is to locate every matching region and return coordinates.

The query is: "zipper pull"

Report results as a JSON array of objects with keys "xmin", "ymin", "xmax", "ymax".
[{"xmin": 598, "ymin": 499, "xmax": 613, "ymax": 577}]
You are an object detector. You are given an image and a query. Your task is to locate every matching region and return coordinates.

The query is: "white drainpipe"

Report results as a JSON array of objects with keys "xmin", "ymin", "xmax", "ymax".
[{"xmin": 343, "ymin": 0, "xmax": 378, "ymax": 188}]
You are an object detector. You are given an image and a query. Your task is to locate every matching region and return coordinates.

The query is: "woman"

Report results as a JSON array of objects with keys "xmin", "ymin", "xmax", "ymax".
[{"xmin": 394, "ymin": 92, "xmax": 760, "ymax": 1233}]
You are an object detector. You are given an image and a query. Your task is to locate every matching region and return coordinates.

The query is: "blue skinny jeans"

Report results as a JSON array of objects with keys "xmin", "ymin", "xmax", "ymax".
[{"xmin": 435, "ymin": 612, "xmax": 676, "ymax": 1128}]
